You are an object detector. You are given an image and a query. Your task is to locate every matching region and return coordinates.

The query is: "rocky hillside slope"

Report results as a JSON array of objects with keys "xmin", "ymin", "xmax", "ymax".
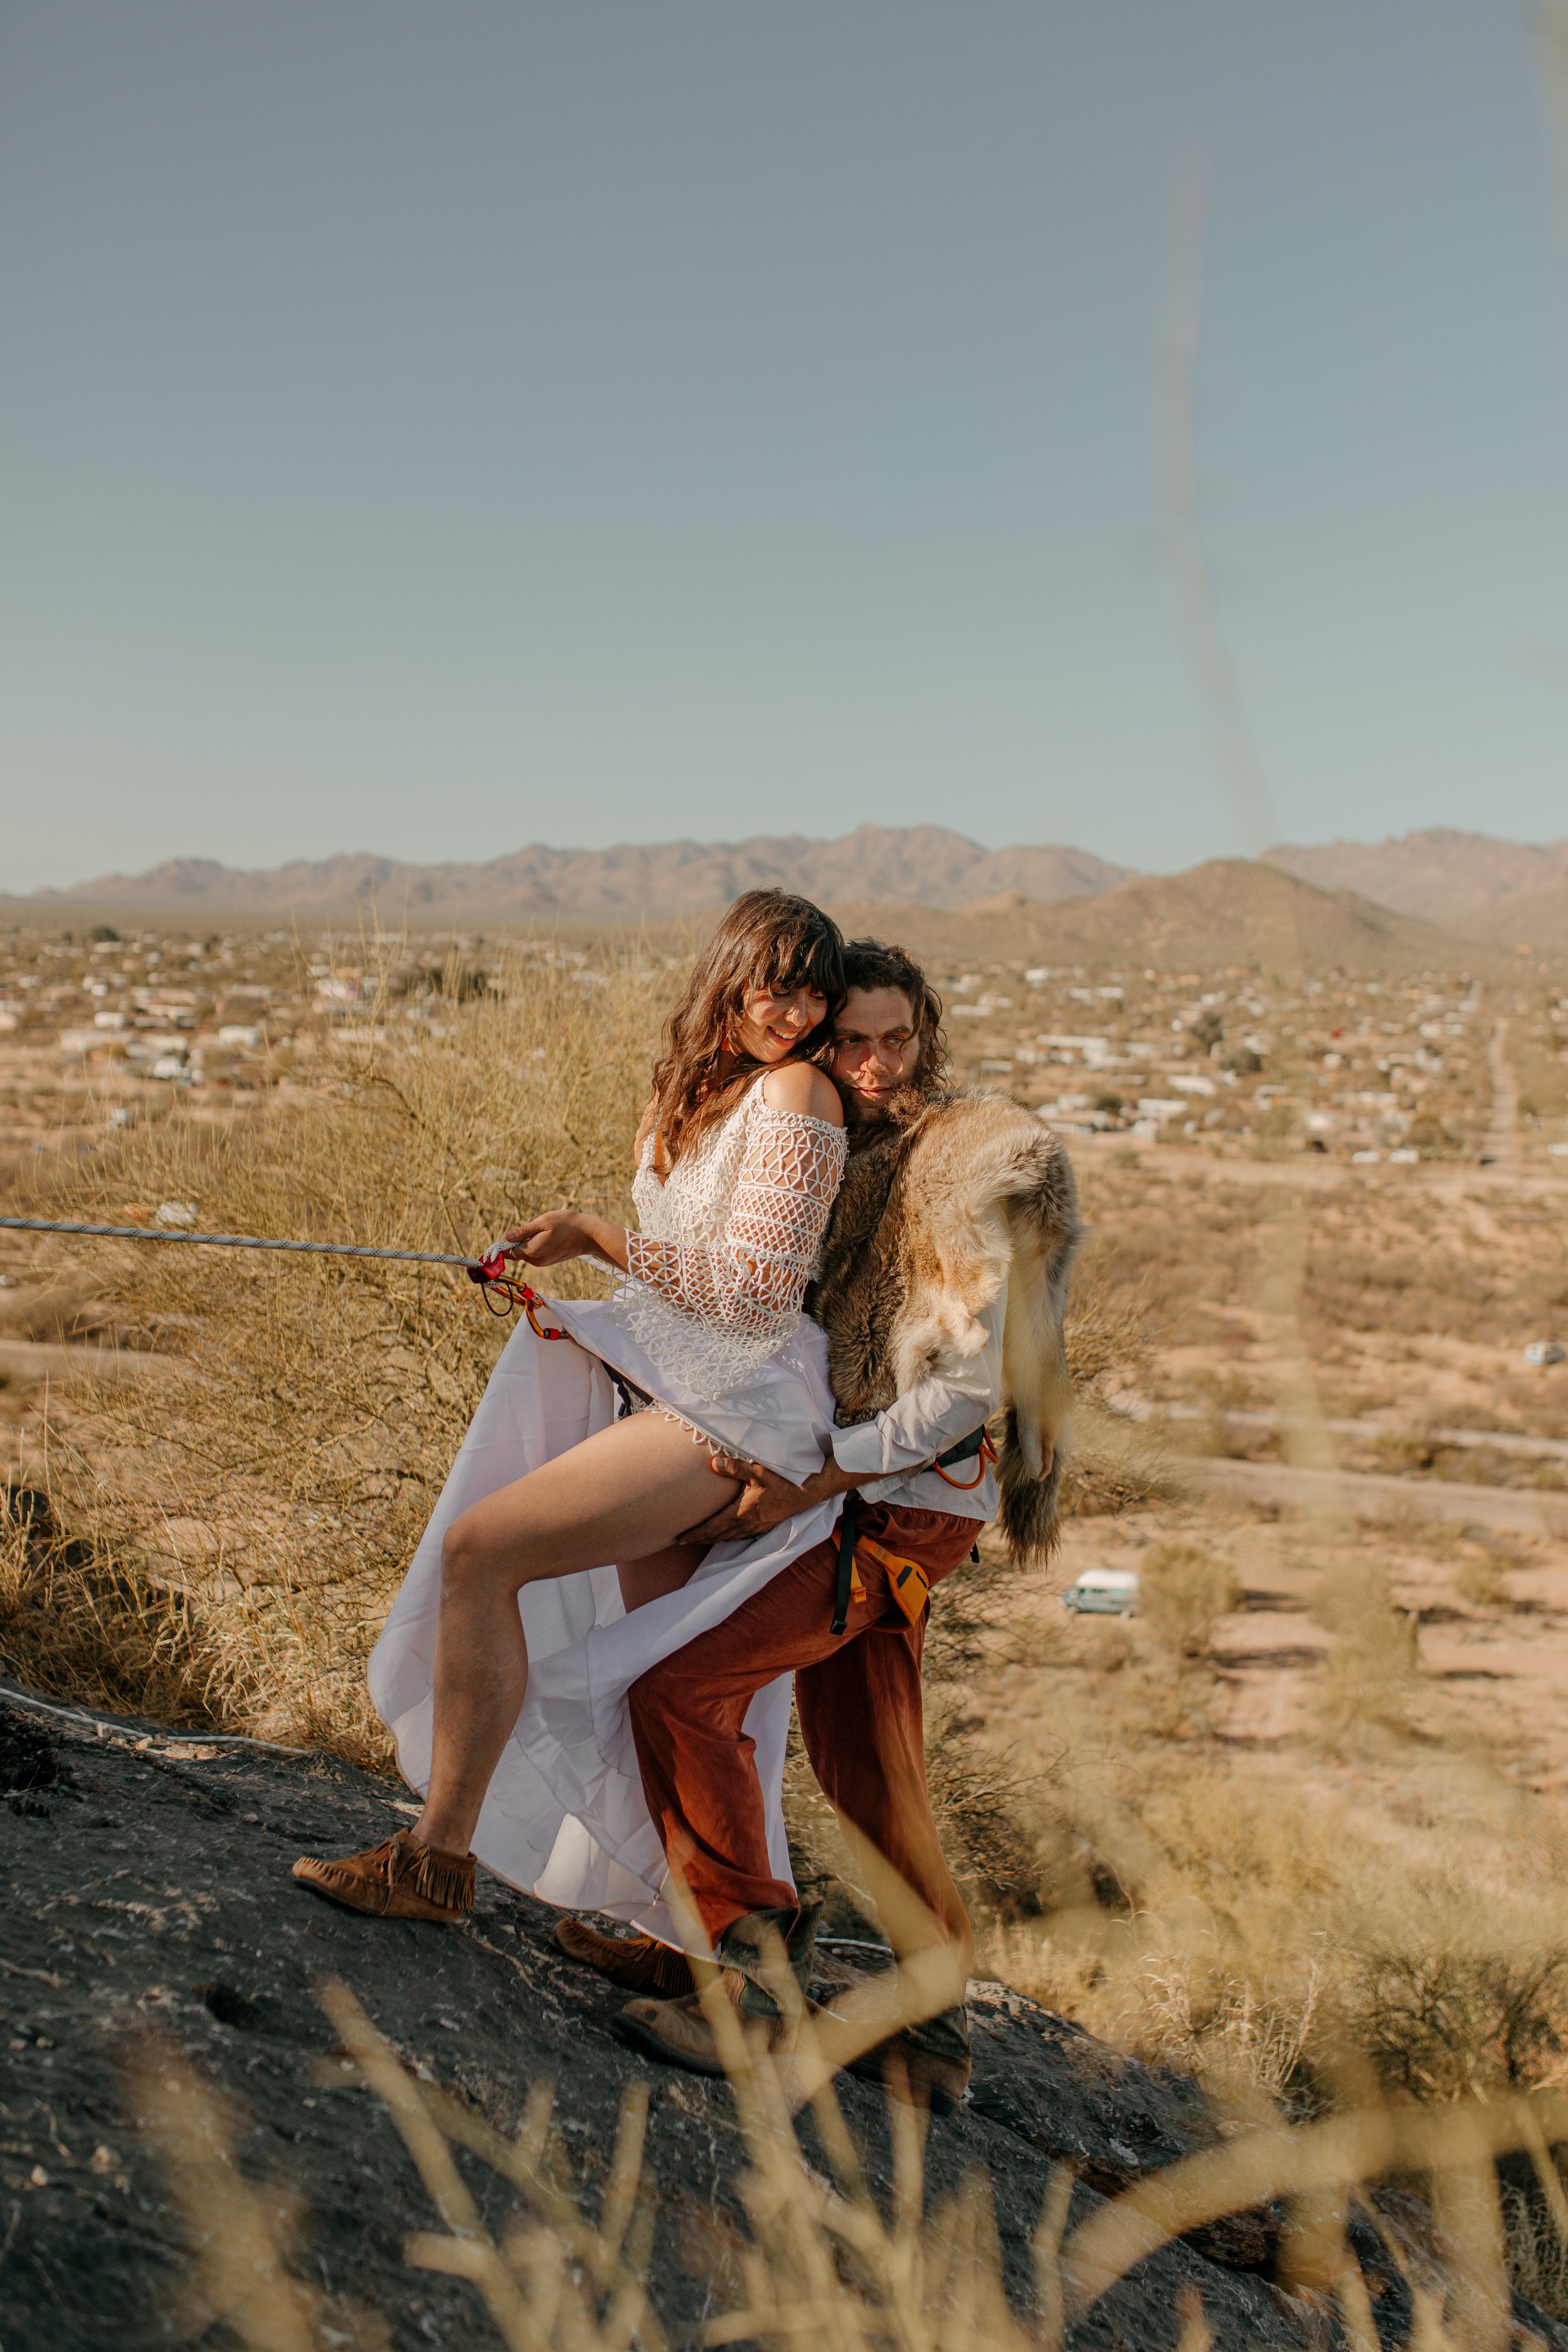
[{"xmin": 1, "ymin": 1685, "xmax": 1562, "ymax": 2352}]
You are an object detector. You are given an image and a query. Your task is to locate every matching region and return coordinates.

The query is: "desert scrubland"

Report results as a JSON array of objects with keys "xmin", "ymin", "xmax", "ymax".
[{"xmin": 5, "ymin": 879, "xmax": 1568, "ymax": 2334}]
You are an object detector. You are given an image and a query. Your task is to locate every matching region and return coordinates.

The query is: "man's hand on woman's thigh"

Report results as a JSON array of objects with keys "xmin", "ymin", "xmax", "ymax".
[{"xmin": 681, "ymin": 1452, "xmax": 861, "ymax": 1545}]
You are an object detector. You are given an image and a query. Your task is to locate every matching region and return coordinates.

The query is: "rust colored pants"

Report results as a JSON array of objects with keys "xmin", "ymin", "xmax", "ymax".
[{"xmin": 627, "ymin": 1504, "xmax": 981, "ymax": 1955}]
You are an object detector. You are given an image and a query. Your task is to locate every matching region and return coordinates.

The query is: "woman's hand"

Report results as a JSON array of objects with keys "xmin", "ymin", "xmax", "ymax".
[{"xmin": 501, "ymin": 1211, "xmax": 629, "ymax": 1271}]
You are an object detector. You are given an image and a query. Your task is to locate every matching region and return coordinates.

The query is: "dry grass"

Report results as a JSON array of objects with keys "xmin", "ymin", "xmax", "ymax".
[
  {"xmin": 1137, "ymin": 1540, "xmax": 1241, "ymax": 1658},
  {"xmin": 13, "ymin": 945, "xmax": 667, "ymax": 1751},
  {"xmin": 14, "ymin": 948, "xmax": 1568, "ymax": 2245},
  {"xmin": 1310, "ymin": 1555, "xmax": 1422, "ymax": 1746},
  {"xmin": 137, "ymin": 1964, "xmax": 1568, "ymax": 2349}
]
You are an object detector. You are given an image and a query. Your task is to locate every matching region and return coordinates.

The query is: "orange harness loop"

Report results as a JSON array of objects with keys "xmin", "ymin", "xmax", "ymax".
[{"xmin": 930, "ymin": 1429, "xmax": 997, "ymax": 1490}]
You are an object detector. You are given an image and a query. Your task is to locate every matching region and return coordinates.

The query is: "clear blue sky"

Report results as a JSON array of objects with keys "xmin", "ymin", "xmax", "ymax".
[{"xmin": 4, "ymin": 1, "xmax": 1568, "ymax": 891}]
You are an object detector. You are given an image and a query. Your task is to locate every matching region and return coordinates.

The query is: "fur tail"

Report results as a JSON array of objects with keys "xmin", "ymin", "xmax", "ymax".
[
  {"xmin": 996, "ymin": 1404, "xmax": 1066, "ymax": 1564},
  {"xmin": 996, "ymin": 1148, "xmax": 1081, "ymax": 1565}
]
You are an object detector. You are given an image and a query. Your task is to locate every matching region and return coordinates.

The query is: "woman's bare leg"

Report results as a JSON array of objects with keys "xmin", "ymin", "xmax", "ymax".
[
  {"xmin": 413, "ymin": 1413, "xmax": 740, "ymax": 1855},
  {"xmin": 619, "ymin": 1542, "xmax": 707, "ymax": 1613}
]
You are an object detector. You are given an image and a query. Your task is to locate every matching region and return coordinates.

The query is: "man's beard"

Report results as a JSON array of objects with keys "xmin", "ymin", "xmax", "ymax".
[{"xmin": 844, "ymin": 1080, "xmax": 932, "ymax": 1148}]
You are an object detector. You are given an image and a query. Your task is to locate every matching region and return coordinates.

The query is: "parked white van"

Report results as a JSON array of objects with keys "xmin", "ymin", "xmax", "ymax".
[{"xmin": 1059, "ymin": 1568, "xmax": 1140, "ymax": 1617}]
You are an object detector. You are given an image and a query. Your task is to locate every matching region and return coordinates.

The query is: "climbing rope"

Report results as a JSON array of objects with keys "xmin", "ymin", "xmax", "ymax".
[{"xmin": 0, "ymin": 1215, "xmax": 566, "ymax": 1335}]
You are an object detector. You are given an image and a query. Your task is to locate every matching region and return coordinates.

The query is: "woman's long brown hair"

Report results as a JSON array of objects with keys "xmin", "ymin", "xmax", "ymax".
[{"xmin": 650, "ymin": 890, "xmax": 847, "ymax": 1161}]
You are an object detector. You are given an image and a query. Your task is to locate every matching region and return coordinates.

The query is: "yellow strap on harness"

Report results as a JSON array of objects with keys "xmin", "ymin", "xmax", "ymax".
[{"xmin": 853, "ymin": 1534, "xmax": 932, "ymax": 1626}]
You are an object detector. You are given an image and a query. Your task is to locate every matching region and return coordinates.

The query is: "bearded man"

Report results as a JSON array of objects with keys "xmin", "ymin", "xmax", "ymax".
[{"xmin": 557, "ymin": 938, "xmax": 1080, "ymax": 2109}]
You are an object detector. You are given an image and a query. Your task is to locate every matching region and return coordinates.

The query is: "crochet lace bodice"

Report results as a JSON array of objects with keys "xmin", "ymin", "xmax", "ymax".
[{"xmin": 612, "ymin": 1076, "xmax": 847, "ymax": 1394}]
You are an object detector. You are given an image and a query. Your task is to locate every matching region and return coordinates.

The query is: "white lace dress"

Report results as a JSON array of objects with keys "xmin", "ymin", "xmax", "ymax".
[{"xmin": 368, "ymin": 1078, "xmax": 849, "ymax": 1946}]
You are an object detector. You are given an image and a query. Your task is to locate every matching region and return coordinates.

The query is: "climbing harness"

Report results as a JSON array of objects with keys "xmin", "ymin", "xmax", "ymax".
[
  {"xmin": 0, "ymin": 1215, "xmax": 566, "ymax": 1335},
  {"xmin": 830, "ymin": 1419, "xmax": 995, "ymax": 1634}
]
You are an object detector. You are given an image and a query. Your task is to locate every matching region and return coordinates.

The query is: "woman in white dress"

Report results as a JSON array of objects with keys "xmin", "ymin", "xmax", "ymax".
[{"xmin": 294, "ymin": 891, "xmax": 850, "ymax": 1939}]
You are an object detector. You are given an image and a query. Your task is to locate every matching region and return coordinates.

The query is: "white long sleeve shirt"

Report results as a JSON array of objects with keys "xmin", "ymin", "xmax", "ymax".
[{"xmin": 826, "ymin": 1288, "xmax": 1004, "ymax": 1523}]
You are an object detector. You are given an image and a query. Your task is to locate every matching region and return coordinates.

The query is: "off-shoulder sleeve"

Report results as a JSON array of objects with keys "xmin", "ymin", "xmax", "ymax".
[{"xmin": 625, "ymin": 1107, "xmax": 846, "ymax": 1353}]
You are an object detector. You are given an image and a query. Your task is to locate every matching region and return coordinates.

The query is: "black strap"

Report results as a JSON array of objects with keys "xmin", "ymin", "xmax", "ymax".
[
  {"xmin": 609, "ymin": 1369, "xmax": 653, "ymax": 1419},
  {"xmin": 933, "ymin": 1422, "xmax": 987, "ymax": 1471},
  {"xmin": 831, "ymin": 1490, "xmax": 861, "ymax": 1637}
]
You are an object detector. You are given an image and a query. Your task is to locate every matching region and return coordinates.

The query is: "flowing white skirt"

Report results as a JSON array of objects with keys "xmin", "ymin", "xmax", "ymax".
[{"xmin": 367, "ymin": 1296, "xmax": 844, "ymax": 1950}]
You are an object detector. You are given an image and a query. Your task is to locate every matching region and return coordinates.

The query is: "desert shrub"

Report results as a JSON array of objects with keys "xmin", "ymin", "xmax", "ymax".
[
  {"xmin": 23, "ymin": 947, "xmax": 667, "ymax": 1749},
  {"xmin": 1370, "ymin": 1428, "xmax": 1440, "ymax": 1475},
  {"xmin": 1138, "ymin": 1540, "xmax": 1239, "ymax": 1656},
  {"xmin": 1340, "ymin": 1943, "xmax": 1568, "ymax": 2102},
  {"xmin": 921, "ymin": 1701, "xmax": 1050, "ymax": 1917},
  {"xmin": 1059, "ymin": 1402, "xmax": 1177, "ymax": 1518},
  {"xmin": 783, "ymin": 1691, "xmax": 1051, "ymax": 1934},
  {"xmin": 1311, "ymin": 1557, "xmax": 1421, "ymax": 1743},
  {"xmin": 0, "ymin": 1496, "xmax": 224, "ymax": 1727},
  {"xmin": 1455, "ymin": 1552, "xmax": 1512, "ymax": 1611},
  {"xmin": 1406, "ymin": 1112, "xmax": 1452, "ymax": 1155}
]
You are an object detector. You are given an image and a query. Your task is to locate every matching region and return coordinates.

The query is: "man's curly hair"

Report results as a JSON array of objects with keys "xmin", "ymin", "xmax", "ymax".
[{"xmin": 840, "ymin": 937, "xmax": 951, "ymax": 1094}]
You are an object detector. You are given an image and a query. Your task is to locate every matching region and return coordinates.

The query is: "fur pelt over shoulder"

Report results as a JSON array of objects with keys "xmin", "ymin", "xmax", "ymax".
[{"xmin": 810, "ymin": 1089, "xmax": 1082, "ymax": 1564}]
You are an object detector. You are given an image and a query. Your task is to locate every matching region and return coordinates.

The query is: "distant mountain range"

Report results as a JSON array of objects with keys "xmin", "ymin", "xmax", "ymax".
[
  {"xmin": 854, "ymin": 861, "xmax": 1495, "ymax": 978},
  {"xmin": 8, "ymin": 824, "xmax": 1568, "ymax": 951},
  {"xmin": 1263, "ymin": 829, "xmax": 1568, "ymax": 927},
  {"xmin": 20, "ymin": 827, "xmax": 1131, "ymax": 921}
]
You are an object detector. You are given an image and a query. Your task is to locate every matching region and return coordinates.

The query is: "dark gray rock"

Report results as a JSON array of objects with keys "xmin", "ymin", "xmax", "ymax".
[{"xmin": 0, "ymin": 1688, "xmax": 1557, "ymax": 2352}]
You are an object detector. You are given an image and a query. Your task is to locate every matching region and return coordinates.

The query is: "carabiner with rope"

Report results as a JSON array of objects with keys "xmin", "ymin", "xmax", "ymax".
[{"xmin": 467, "ymin": 1243, "xmax": 566, "ymax": 1338}]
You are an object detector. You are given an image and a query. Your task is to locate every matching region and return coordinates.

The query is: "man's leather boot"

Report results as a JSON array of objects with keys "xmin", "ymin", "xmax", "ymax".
[
  {"xmin": 554, "ymin": 1916, "xmax": 697, "ymax": 1996},
  {"xmin": 615, "ymin": 1903, "xmax": 822, "ymax": 2076},
  {"xmin": 847, "ymin": 2001, "xmax": 972, "ymax": 2115}
]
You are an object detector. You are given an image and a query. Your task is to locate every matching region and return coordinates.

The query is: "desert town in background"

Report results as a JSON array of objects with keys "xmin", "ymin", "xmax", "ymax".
[{"xmin": 5, "ymin": 819, "xmax": 1568, "ymax": 2173}]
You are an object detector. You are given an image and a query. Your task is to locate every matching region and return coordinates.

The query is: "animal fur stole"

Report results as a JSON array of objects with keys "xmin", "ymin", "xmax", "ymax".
[{"xmin": 810, "ymin": 1090, "xmax": 1081, "ymax": 1563}]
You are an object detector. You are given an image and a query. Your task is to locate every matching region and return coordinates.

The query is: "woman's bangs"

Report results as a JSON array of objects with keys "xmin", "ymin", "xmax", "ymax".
[{"xmin": 765, "ymin": 928, "xmax": 842, "ymax": 1007}]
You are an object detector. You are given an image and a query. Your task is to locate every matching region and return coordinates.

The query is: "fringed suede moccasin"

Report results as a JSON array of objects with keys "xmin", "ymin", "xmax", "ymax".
[
  {"xmin": 554, "ymin": 1917, "xmax": 697, "ymax": 1996},
  {"xmin": 292, "ymin": 1828, "xmax": 474, "ymax": 1924}
]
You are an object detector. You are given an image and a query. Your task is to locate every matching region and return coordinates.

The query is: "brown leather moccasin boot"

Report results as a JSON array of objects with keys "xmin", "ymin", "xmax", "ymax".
[
  {"xmin": 292, "ymin": 1829, "xmax": 474, "ymax": 1924},
  {"xmin": 615, "ymin": 1902, "xmax": 820, "ymax": 2076},
  {"xmin": 847, "ymin": 2002, "xmax": 972, "ymax": 2116},
  {"xmin": 554, "ymin": 1916, "xmax": 696, "ymax": 1996},
  {"xmin": 614, "ymin": 1978, "xmax": 793, "ymax": 2075}
]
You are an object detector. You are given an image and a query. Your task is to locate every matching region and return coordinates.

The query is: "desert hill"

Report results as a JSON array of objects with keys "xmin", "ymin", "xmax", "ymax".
[
  {"xmin": 1443, "ymin": 883, "xmax": 1568, "ymax": 953},
  {"xmin": 16, "ymin": 827, "xmax": 1132, "ymax": 922},
  {"xmin": 833, "ymin": 859, "xmax": 1500, "ymax": 976},
  {"xmin": 0, "ymin": 1683, "xmax": 1348, "ymax": 2352},
  {"xmin": 1266, "ymin": 827, "xmax": 1568, "ymax": 925}
]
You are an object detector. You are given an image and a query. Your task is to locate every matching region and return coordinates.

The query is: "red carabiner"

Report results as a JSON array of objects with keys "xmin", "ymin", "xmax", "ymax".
[{"xmin": 467, "ymin": 1248, "xmax": 566, "ymax": 1338}]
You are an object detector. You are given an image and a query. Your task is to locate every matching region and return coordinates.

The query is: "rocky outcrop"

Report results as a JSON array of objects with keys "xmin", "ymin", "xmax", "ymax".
[{"xmin": 0, "ymin": 1687, "xmax": 1561, "ymax": 2352}]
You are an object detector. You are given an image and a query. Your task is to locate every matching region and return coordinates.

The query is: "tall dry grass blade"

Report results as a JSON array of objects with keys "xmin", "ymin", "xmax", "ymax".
[
  {"xmin": 516, "ymin": 2078, "xmax": 558, "ymax": 2172},
  {"xmin": 1517, "ymin": 2098, "xmax": 1568, "ymax": 2254},
  {"xmin": 1064, "ymin": 2092, "xmax": 1568, "ymax": 2325},
  {"xmin": 1278, "ymin": 2181, "xmax": 1352, "ymax": 2297},
  {"xmin": 311, "ymin": 2036, "xmax": 669, "ymax": 2342},
  {"xmin": 319, "ymin": 1979, "xmax": 543, "ymax": 2352},
  {"xmin": 1427, "ymin": 2111, "xmax": 1511, "ymax": 2352},
  {"xmin": 1335, "ymin": 2259, "xmax": 1382, "ymax": 2352},
  {"xmin": 598, "ymin": 2083, "xmax": 651, "ymax": 2264},
  {"xmin": 130, "ymin": 2035, "xmax": 384, "ymax": 2352},
  {"xmin": 1174, "ymin": 2284, "xmax": 1214, "ymax": 2352},
  {"xmin": 1030, "ymin": 2164, "xmax": 1076, "ymax": 2352}
]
